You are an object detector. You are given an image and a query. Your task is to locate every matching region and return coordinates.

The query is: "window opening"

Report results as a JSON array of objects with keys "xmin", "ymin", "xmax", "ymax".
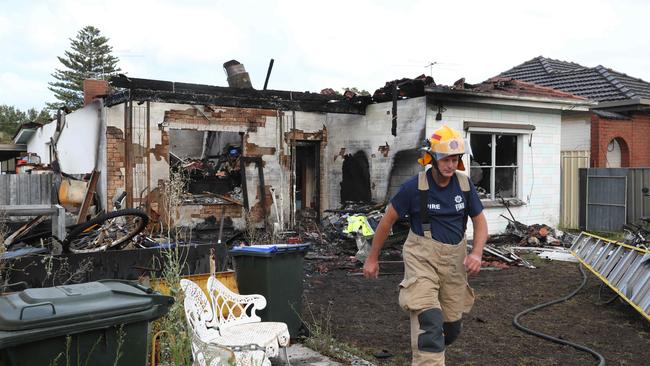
[
  {"xmin": 470, "ymin": 133, "xmax": 518, "ymax": 200},
  {"xmin": 169, "ymin": 130, "xmax": 242, "ymax": 196}
]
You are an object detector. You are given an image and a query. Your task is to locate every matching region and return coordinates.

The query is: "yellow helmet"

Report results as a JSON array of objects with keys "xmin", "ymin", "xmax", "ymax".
[{"xmin": 417, "ymin": 125, "xmax": 466, "ymax": 170}]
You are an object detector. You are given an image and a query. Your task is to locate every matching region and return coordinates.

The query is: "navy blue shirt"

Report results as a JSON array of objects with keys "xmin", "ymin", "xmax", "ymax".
[{"xmin": 390, "ymin": 170, "xmax": 484, "ymax": 244}]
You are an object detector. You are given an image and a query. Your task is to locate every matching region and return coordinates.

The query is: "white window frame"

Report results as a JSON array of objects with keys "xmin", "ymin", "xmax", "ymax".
[{"xmin": 466, "ymin": 127, "xmax": 527, "ymax": 202}]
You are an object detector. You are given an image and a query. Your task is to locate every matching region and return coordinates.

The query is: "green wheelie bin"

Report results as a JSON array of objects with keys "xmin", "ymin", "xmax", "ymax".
[
  {"xmin": 230, "ymin": 243, "xmax": 310, "ymax": 338},
  {"xmin": 0, "ymin": 280, "xmax": 174, "ymax": 366}
]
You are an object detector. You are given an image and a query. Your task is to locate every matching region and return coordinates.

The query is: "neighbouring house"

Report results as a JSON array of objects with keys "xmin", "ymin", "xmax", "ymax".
[
  {"xmin": 499, "ymin": 56, "xmax": 650, "ymax": 168},
  {"xmin": 14, "ymin": 63, "xmax": 592, "ymax": 238}
]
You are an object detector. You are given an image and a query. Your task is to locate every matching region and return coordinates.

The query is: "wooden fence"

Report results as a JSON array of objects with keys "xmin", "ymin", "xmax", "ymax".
[{"xmin": 0, "ymin": 174, "xmax": 54, "ymax": 206}]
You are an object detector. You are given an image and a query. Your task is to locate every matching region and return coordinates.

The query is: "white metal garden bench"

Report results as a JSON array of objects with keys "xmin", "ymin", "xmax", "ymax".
[{"xmin": 180, "ymin": 277, "xmax": 291, "ymax": 366}]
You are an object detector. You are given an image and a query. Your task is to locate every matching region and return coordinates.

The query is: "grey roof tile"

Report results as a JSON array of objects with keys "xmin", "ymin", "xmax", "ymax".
[{"xmin": 497, "ymin": 56, "xmax": 650, "ymax": 102}]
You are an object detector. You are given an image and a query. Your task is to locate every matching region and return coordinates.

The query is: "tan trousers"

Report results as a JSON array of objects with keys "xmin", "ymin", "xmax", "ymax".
[{"xmin": 398, "ymin": 231, "xmax": 475, "ymax": 366}]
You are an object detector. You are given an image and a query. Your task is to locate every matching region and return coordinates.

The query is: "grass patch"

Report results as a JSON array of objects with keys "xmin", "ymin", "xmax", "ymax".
[{"xmin": 300, "ymin": 300, "xmax": 377, "ymax": 365}]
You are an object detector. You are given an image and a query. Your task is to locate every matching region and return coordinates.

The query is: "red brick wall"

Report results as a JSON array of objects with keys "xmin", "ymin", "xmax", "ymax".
[
  {"xmin": 190, "ymin": 204, "xmax": 243, "ymax": 220},
  {"xmin": 590, "ymin": 112, "xmax": 650, "ymax": 167},
  {"xmin": 106, "ymin": 126, "xmax": 125, "ymax": 205}
]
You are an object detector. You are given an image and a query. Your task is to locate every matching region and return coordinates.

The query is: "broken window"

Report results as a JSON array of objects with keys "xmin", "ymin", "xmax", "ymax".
[
  {"xmin": 469, "ymin": 133, "xmax": 518, "ymax": 200},
  {"xmin": 169, "ymin": 130, "xmax": 242, "ymax": 195}
]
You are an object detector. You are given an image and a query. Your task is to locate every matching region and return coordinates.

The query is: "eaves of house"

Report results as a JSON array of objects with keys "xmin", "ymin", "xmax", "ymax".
[
  {"xmin": 12, "ymin": 122, "xmax": 44, "ymax": 145},
  {"xmin": 425, "ymin": 77, "xmax": 594, "ymax": 111}
]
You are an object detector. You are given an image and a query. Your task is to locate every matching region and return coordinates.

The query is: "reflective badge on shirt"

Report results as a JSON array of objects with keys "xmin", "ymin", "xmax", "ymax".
[{"xmin": 454, "ymin": 195, "xmax": 465, "ymax": 212}]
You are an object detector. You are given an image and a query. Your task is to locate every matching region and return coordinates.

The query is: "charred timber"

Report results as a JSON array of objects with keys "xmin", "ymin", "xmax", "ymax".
[
  {"xmin": 110, "ymin": 75, "xmax": 367, "ymax": 109},
  {"xmin": 106, "ymin": 88, "xmax": 365, "ymax": 114}
]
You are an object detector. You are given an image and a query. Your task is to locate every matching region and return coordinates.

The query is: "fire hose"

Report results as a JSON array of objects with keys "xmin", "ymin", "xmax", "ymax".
[{"xmin": 512, "ymin": 264, "xmax": 606, "ymax": 366}]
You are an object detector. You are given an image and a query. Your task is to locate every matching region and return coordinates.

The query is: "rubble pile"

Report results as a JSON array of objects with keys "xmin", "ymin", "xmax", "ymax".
[
  {"xmin": 321, "ymin": 202, "xmax": 386, "ymax": 253},
  {"xmin": 483, "ymin": 209, "xmax": 577, "ymax": 269},
  {"xmin": 500, "ymin": 215, "xmax": 564, "ymax": 247},
  {"xmin": 294, "ymin": 202, "xmax": 409, "ymax": 275}
]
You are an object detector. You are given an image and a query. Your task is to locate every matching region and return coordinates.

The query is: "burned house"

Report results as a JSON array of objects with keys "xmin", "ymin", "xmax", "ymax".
[{"xmin": 15, "ymin": 64, "xmax": 592, "ymax": 238}]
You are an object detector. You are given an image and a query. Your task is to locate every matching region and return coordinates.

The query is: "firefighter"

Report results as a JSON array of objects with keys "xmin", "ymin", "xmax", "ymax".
[{"xmin": 364, "ymin": 125, "xmax": 488, "ymax": 366}]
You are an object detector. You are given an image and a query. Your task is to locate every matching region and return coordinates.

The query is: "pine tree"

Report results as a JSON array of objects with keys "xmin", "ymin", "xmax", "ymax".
[{"xmin": 48, "ymin": 26, "xmax": 121, "ymax": 110}]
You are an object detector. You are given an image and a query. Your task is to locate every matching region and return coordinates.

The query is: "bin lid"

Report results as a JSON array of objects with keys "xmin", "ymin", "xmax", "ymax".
[
  {"xmin": 230, "ymin": 243, "xmax": 310, "ymax": 256},
  {"xmin": 0, "ymin": 280, "xmax": 172, "ymax": 331}
]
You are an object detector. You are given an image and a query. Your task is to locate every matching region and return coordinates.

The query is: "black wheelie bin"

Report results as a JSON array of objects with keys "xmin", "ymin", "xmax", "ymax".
[
  {"xmin": 0, "ymin": 280, "xmax": 174, "ymax": 366},
  {"xmin": 230, "ymin": 243, "xmax": 310, "ymax": 338}
]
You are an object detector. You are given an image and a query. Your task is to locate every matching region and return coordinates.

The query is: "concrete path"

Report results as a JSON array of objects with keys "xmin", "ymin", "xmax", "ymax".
[
  {"xmin": 270, "ymin": 344, "xmax": 378, "ymax": 366},
  {"xmin": 271, "ymin": 344, "xmax": 343, "ymax": 365}
]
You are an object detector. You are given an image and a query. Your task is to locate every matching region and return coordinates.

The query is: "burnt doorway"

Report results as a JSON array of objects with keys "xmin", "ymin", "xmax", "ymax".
[
  {"xmin": 296, "ymin": 141, "xmax": 320, "ymax": 215},
  {"xmin": 341, "ymin": 151, "xmax": 371, "ymax": 203}
]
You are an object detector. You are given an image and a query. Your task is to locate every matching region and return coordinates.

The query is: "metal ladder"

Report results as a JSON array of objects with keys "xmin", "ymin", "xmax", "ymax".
[{"xmin": 570, "ymin": 232, "xmax": 650, "ymax": 321}]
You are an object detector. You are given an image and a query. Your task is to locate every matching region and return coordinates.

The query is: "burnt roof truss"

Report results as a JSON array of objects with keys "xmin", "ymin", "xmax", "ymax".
[{"xmin": 107, "ymin": 75, "xmax": 366, "ymax": 114}]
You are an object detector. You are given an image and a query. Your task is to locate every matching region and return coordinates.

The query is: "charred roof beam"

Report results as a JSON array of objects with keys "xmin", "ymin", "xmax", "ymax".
[
  {"xmin": 106, "ymin": 88, "xmax": 364, "ymax": 114},
  {"xmin": 109, "ymin": 75, "xmax": 366, "ymax": 114}
]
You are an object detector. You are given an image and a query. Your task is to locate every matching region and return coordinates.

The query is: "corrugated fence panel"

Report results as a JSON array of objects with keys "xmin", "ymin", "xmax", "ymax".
[
  {"xmin": 0, "ymin": 174, "xmax": 53, "ymax": 205},
  {"xmin": 560, "ymin": 150, "xmax": 590, "ymax": 229},
  {"xmin": 627, "ymin": 168, "xmax": 650, "ymax": 224},
  {"xmin": 585, "ymin": 168, "xmax": 628, "ymax": 232}
]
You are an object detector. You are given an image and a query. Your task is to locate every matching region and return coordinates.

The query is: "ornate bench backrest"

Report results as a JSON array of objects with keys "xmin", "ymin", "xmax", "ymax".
[
  {"xmin": 207, "ymin": 275, "xmax": 267, "ymax": 330},
  {"xmin": 180, "ymin": 279, "xmax": 214, "ymax": 338}
]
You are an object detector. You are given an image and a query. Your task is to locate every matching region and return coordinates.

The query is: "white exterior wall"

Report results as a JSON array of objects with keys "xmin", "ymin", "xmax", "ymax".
[
  {"xmin": 561, "ymin": 114, "xmax": 591, "ymax": 151},
  {"xmin": 324, "ymin": 97, "xmax": 426, "ymax": 210},
  {"xmin": 26, "ymin": 121, "xmax": 56, "ymax": 164},
  {"xmin": 27, "ymin": 101, "xmax": 102, "ymax": 174},
  {"xmin": 429, "ymin": 104, "xmax": 563, "ymax": 236}
]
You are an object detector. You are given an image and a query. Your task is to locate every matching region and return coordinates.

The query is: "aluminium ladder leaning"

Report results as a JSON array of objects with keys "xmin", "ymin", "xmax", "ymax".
[{"xmin": 570, "ymin": 232, "xmax": 650, "ymax": 321}]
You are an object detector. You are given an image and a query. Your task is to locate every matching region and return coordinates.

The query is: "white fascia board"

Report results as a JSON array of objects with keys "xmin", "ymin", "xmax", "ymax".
[
  {"xmin": 450, "ymin": 94, "xmax": 592, "ymax": 111},
  {"xmin": 426, "ymin": 88, "xmax": 595, "ymax": 111}
]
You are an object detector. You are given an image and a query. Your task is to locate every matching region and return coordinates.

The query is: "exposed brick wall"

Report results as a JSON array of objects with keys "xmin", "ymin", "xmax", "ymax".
[
  {"xmin": 106, "ymin": 126, "xmax": 125, "ymax": 205},
  {"xmin": 249, "ymin": 185, "xmax": 274, "ymax": 223},
  {"xmin": 190, "ymin": 204, "xmax": 243, "ymax": 220},
  {"xmin": 164, "ymin": 106, "xmax": 276, "ymax": 131},
  {"xmin": 590, "ymin": 112, "xmax": 650, "ymax": 167}
]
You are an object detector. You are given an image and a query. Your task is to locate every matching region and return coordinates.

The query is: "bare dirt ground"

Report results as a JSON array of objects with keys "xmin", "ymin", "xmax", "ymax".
[{"xmin": 303, "ymin": 259, "xmax": 650, "ymax": 366}]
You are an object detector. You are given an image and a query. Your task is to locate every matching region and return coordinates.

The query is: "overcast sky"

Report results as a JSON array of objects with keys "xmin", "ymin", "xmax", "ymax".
[{"xmin": 1, "ymin": 0, "xmax": 649, "ymax": 111}]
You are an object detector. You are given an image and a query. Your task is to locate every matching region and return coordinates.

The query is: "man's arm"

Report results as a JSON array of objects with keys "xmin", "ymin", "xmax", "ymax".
[
  {"xmin": 363, "ymin": 204, "xmax": 400, "ymax": 279},
  {"xmin": 464, "ymin": 212, "xmax": 487, "ymax": 275}
]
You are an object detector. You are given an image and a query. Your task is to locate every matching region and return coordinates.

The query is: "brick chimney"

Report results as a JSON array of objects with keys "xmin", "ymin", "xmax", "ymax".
[{"xmin": 83, "ymin": 79, "xmax": 110, "ymax": 106}]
